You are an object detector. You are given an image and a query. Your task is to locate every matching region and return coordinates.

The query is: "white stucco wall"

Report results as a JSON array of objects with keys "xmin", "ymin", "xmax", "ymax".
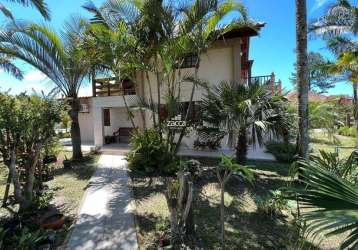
[
  {"xmin": 78, "ymin": 99, "xmax": 94, "ymax": 143},
  {"xmin": 141, "ymin": 46, "xmax": 236, "ymax": 103},
  {"xmin": 104, "ymin": 108, "xmax": 141, "ymax": 136}
]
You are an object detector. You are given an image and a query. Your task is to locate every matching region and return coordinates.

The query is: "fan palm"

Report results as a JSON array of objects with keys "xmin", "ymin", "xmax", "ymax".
[
  {"xmin": 200, "ymin": 81, "xmax": 289, "ymax": 164},
  {"xmin": 0, "ymin": 18, "xmax": 92, "ymax": 159},
  {"xmin": 288, "ymin": 151, "xmax": 358, "ymax": 249}
]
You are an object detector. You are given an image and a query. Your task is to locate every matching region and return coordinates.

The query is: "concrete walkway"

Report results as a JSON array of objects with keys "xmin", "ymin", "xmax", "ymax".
[{"xmin": 67, "ymin": 155, "xmax": 138, "ymax": 250}]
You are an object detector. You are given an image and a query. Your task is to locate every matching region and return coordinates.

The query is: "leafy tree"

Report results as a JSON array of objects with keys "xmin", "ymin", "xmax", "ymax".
[
  {"xmin": 290, "ymin": 52, "xmax": 337, "ymax": 93},
  {"xmin": 0, "ymin": 18, "xmax": 92, "ymax": 159},
  {"xmin": 216, "ymin": 155, "xmax": 253, "ymax": 247},
  {"xmin": 0, "ymin": 93, "xmax": 61, "ymax": 211},
  {"xmin": 296, "ymin": 0, "xmax": 309, "ymax": 160},
  {"xmin": 287, "ymin": 150, "xmax": 358, "ymax": 249},
  {"xmin": 200, "ymin": 81, "xmax": 289, "ymax": 164}
]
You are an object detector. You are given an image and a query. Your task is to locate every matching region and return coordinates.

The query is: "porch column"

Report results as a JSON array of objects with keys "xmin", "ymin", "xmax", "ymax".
[
  {"xmin": 93, "ymin": 106, "xmax": 104, "ymax": 147},
  {"xmin": 233, "ymin": 38, "xmax": 242, "ymax": 84}
]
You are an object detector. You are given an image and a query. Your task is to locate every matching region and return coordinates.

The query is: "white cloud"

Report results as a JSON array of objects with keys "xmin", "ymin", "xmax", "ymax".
[{"xmin": 23, "ymin": 70, "xmax": 47, "ymax": 82}]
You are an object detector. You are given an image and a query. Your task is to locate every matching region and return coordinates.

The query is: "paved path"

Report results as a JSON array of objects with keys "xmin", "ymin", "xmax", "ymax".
[{"xmin": 67, "ymin": 155, "xmax": 138, "ymax": 250}]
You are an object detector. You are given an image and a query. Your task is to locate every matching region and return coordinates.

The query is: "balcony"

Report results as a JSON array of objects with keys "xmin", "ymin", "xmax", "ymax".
[
  {"xmin": 242, "ymin": 73, "xmax": 282, "ymax": 93},
  {"xmin": 92, "ymin": 77, "xmax": 136, "ymax": 97}
]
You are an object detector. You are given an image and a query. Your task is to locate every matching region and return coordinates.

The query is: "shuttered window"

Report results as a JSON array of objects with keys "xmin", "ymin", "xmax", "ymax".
[{"xmin": 103, "ymin": 108, "xmax": 111, "ymax": 126}]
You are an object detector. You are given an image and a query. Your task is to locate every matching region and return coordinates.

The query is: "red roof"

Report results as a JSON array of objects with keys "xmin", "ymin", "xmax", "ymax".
[{"xmin": 285, "ymin": 91, "xmax": 328, "ymax": 103}]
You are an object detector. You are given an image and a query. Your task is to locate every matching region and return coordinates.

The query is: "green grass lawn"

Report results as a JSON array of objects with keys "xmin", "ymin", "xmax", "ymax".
[
  {"xmin": 310, "ymin": 130, "xmax": 357, "ymax": 158},
  {"xmin": 130, "ymin": 159, "xmax": 340, "ymax": 249}
]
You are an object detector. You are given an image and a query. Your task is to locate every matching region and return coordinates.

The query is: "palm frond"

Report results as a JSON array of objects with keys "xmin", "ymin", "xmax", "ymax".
[
  {"xmin": 0, "ymin": 55, "xmax": 23, "ymax": 79},
  {"xmin": 286, "ymin": 155, "xmax": 358, "ymax": 249},
  {"xmin": 8, "ymin": 0, "xmax": 50, "ymax": 20}
]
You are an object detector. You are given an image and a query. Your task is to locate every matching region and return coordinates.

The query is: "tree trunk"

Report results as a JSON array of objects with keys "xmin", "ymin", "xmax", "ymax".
[
  {"xmin": 296, "ymin": 0, "xmax": 310, "ymax": 160},
  {"xmin": 220, "ymin": 182, "xmax": 225, "ymax": 248},
  {"xmin": 24, "ymin": 147, "xmax": 41, "ymax": 207},
  {"xmin": 2, "ymin": 171, "xmax": 11, "ymax": 207},
  {"xmin": 353, "ymin": 83, "xmax": 358, "ymax": 138},
  {"xmin": 69, "ymin": 98, "xmax": 82, "ymax": 160},
  {"xmin": 174, "ymin": 64, "xmax": 200, "ymax": 154},
  {"xmin": 8, "ymin": 150, "xmax": 28, "ymax": 211},
  {"xmin": 236, "ymin": 127, "xmax": 247, "ymax": 164}
]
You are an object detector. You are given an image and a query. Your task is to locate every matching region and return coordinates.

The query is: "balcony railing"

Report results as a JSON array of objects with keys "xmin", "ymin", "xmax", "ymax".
[
  {"xmin": 242, "ymin": 73, "xmax": 282, "ymax": 93},
  {"xmin": 92, "ymin": 77, "xmax": 136, "ymax": 97}
]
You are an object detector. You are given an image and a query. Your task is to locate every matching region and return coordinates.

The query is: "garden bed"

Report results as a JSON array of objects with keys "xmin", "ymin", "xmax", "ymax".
[
  {"xmin": 0, "ymin": 151, "xmax": 99, "ymax": 249},
  {"xmin": 129, "ymin": 159, "xmax": 343, "ymax": 249}
]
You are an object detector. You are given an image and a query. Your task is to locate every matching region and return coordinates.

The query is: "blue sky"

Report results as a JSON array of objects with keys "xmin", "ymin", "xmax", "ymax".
[{"xmin": 0, "ymin": 0, "xmax": 354, "ymax": 96}]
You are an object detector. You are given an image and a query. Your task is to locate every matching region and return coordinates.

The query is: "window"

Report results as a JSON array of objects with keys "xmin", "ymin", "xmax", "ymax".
[
  {"xmin": 103, "ymin": 109, "xmax": 111, "ymax": 126},
  {"xmin": 180, "ymin": 102, "xmax": 201, "ymax": 122},
  {"xmin": 176, "ymin": 54, "xmax": 199, "ymax": 69}
]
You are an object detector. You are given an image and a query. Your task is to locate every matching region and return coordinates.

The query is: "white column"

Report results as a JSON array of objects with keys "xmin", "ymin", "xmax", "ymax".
[{"xmin": 93, "ymin": 106, "xmax": 104, "ymax": 147}]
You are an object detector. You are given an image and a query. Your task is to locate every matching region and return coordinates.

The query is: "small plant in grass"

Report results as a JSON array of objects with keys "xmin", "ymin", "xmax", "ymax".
[
  {"xmin": 265, "ymin": 140, "xmax": 297, "ymax": 163},
  {"xmin": 216, "ymin": 155, "xmax": 254, "ymax": 247},
  {"xmin": 255, "ymin": 190, "xmax": 288, "ymax": 218}
]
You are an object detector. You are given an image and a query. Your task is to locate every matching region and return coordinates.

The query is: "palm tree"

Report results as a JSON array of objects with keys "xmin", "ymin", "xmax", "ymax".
[
  {"xmin": 200, "ymin": 82, "xmax": 289, "ymax": 164},
  {"xmin": 84, "ymin": 0, "xmax": 249, "ymax": 151},
  {"xmin": 310, "ymin": 0, "xmax": 358, "ymax": 138},
  {"xmin": 288, "ymin": 151, "xmax": 358, "ymax": 249},
  {"xmin": 0, "ymin": 0, "xmax": 50, "ymax": 20},
  {"xmin": 296, "ymin": 0, "xmax": 309, "ymax": 160},
  {"xmin": 0, "ymin": 0, "xmax": 50, "ymax": 80},
  {"xmin": 0, "ymin": 18, "xmax": 92, "ymax": 159}
]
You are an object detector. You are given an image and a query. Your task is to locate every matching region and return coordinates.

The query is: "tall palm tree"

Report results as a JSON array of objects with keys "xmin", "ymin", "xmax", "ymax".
[
  {"xmin": 296, "ymin": 0, "xmax": 309, "ymax": 159},
  {"xmin": 0, "ymin": 18, "xmax": 91, "ymax": 159},
  {"xmin": 0, "ymin": 0, "xmax": 50, "ymax": 80},
  {"xmin": 200, "ymin": 82, "xmax": 289, "ymax": 164}
]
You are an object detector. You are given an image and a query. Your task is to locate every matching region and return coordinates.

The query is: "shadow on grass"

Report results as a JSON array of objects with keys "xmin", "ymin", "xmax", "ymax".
[
  {"xmin": 195, "ymin": 187, "xmax": 317, "ymax": 250},
  {"xmin": 52, "ymin": 154, "xmax": 98, "ymax": 181},
  {"xmin": 130, "ymin": 163, "xmax": 304, "ymax": 249}
]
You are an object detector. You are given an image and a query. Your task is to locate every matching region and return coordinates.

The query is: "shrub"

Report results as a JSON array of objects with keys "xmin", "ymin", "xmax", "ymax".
[
  {"xmin": 265, "ymin": 141, "xmax": 296, "ymax": 163},
  {"xmin": 338, "ymin": 126, "xmax": 357, "ymax": 137},
  {"xmin": 255, "ymin": 190, "xmax": 287, "ymax": 218},
  {"xmin": 180, "ymin": 159, "xmax": 201, "ymax": 179},
  {"xmin": 126, "ymin": 129, "xmax": 177, "ymax": 174}
]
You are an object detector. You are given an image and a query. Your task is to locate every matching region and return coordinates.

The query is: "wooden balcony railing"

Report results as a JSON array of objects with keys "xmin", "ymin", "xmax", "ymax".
[{"xmin": 92, "ymin": 77, "xmax": 136, "ymax": 97}]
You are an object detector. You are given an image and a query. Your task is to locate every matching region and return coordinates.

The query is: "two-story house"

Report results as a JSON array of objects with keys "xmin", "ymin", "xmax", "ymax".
[{"xmin": 77, "ymin": 22, "xmax": 281, "ymax": 156}]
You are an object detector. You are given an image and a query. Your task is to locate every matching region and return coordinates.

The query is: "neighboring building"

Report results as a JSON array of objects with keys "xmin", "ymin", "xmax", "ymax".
[
  {"xmin": 285, "ymin": 91, "xmax": 329, "ymax": 103},
  {"xmin": 78, "ymin": 23, "xmax": 282, "ymax": 150}
]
